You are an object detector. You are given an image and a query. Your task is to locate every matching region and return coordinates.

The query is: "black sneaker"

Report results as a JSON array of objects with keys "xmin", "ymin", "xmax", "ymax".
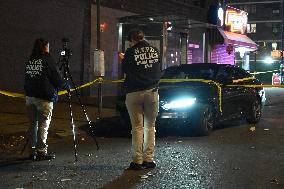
[
  {"xmin": 36, "ymin": 152, "xmax": 56, "ymax": 161},
  {"xmin": 127, "ymin": 162, "xmax": 144, "ymax": 170},
  {"xmin": 142, "ymin": 161, "xmax": 156, "ymax": 169}
]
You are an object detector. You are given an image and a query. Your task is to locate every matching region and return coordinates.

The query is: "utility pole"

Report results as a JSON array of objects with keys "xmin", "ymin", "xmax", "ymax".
[
  {"xmin": 96, "ymin": 0, "xmax": 101, "ymax": 49},
  {"xmin": 96, "ymin": 0, "xmax": 103, "ymax": 119}
]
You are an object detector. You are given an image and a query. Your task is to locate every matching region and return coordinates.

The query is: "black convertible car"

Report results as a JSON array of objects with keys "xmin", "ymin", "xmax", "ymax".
[{"xmin": 117, "ymin": 63, "xmax": 266, "ymax": 136}]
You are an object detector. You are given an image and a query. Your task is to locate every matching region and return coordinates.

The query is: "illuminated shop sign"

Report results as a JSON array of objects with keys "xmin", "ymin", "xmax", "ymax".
[
  {"xmin": 271, "ymin": 50, "xmax": 283, "ymax": 58},
  {"xmin": 225, "ymin": 6, "xmax": 248, "ymax": 34}
]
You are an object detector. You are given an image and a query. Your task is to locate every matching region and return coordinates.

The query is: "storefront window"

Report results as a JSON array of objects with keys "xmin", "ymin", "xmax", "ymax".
[
  {"xmin": 247, "ymin": 23, "xmax": 256, "ymax": 33},
  {"xmin": 187, "ymin": 43, "xmax": 200, "ymax": 64},
  {"xmin": 272, "ymin": 3, "xmax": 280, "ymax": 14},
  {"xmin": 272, "ymin": 23, "xmax": 280, "ymax": 33}
]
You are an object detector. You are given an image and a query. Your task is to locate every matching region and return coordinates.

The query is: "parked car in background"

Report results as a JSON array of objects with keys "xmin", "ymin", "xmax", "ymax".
[{"xmin": 116, "ymin": 63, "xmax": 266, "ymax": 136}]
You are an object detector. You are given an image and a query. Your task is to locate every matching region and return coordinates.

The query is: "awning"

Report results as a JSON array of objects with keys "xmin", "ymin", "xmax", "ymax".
[{"xmin": 209, "ymin": 27, "xmax": 258, "ymax": 51}]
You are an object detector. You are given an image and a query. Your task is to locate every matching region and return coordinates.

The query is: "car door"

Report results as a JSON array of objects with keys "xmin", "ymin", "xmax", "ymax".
[
  {"xmin": 215, "ymin": 66, "xmax": 240, "ymax": 119},
  {"xmin": 231, "ymin": 67, "xmax": 257, "ymax": 114}
]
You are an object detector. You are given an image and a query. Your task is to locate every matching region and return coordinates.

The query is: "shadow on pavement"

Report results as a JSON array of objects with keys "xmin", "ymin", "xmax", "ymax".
[
  {"xmin": 101, "ymin": 169, "xmax": 154, "ymax": 189},
  {"xmin": 79, "ymin": 116, "xmax": 250, "ymax": 139},
  {"xmin": 79, "ymin": 116, "xmax": 182, "ymax": 138},
  {"xmin": 79, "ymin": 116, "xmax": 132, "ymax": 138},
  {"xmin": 0, "ymin": 157, "xmax": 33, "ymax": 167}
]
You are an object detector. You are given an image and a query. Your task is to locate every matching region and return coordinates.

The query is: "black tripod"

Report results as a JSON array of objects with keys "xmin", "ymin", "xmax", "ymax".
[{"xmin": 60, "ymin": 58, "xmax": 99, "ymax": 162}]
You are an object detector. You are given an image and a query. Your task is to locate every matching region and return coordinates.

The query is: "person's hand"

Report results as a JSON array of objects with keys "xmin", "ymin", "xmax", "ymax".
[
  {"xmin": 118, "ymin": 52, "xmax": 125, "ymax": 60},
  {"xmin": 118, "ymin": 52, "xmax": 125, "ymax": 64}
]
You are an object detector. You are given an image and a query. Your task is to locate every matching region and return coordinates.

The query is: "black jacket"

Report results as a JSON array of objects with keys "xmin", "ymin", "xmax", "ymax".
[
  {"xmin": 122, "ymin": 40, "xmax": 161, "ymax": 93},
  {"xmin": 24, "ymin": 53, "xmax": 67, "ymax": 102}
]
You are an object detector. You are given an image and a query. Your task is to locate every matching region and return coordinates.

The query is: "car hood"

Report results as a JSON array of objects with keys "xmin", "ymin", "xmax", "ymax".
[{"xmin": 158, "ymin": 81, "xmax": 216, "ymax": 102}]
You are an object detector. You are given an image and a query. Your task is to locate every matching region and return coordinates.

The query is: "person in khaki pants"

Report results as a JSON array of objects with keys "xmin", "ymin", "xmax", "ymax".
[
  {"xmin": 122, "ymin": 29, "xmax": 161, "ymax": 170},
  {"xmin": 24, "ymin": 38, "xmax": 68, "ymax": 161}
]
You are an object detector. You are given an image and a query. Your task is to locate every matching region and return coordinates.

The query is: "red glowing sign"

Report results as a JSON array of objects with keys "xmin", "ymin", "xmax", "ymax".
[
  {"xmin": 100, "ymin": 22, "xmax": 107, "ymax": 32},
  {"xmin": 272, "ymin": 73, "xmax": 281, "ymax": 85},
  {"xmin": 225, "ymin": 6, "xmax": 248, "ymax": 34}
]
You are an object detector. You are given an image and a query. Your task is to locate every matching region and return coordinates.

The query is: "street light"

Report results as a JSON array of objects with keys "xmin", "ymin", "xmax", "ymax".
[{"xmin": 264, "ymin": 57, "xmax": 274, "ymax": 64}]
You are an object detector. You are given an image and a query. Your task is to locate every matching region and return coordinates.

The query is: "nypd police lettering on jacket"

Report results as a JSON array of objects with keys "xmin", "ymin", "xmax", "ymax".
[
  {"xmin": 134, "ymin": 46, "xmax": 159, "ymax": 68},
  {"xmin": 26, "ymin": 59, "xmax": 43, "ymax": 78}
]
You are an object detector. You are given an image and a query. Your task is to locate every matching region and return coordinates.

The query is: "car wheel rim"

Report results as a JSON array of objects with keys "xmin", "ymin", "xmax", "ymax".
[{"xmin": 205, "ymin": 107, "xmax": 214, "ymax": 131}]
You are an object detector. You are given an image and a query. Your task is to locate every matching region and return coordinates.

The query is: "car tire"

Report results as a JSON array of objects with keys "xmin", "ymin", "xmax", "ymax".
[
  {"xmin": 191, "ymin": 104, "xmax": 215, "ymax": 136},
  {"xmin": 246, "ymin": 99, "xmax": 262, "ymax": 124}
]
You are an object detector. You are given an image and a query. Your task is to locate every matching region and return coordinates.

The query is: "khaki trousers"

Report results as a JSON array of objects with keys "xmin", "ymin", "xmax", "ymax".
[
  {"xmin": 26, "ymin": 96, "xmax": 53, "ymax": 153},
  {"xmin": 126, "ymin": 89, "xmax": 159, "ymax": 164}
]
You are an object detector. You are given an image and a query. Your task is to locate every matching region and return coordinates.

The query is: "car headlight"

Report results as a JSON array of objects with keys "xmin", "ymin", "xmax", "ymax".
[{"xmin": 161, "ymin": 98, "xmax": 196, "ymax": 110}]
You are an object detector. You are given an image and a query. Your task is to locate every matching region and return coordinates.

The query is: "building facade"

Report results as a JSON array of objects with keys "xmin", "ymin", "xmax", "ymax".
[
  {"xmin": 226, "ymin": 0, "xmax": 283, "ymax": 83},
  {"xmin": 0, "ymin": 0, "xmax": 220, "ymax": 95},
  {"xmin": 208, "ymin": 5, "xmax": 258, "ymax": 66},
  {"xmin": 85, "ymin": 0, "xmax": 221, "ymax": 95}
]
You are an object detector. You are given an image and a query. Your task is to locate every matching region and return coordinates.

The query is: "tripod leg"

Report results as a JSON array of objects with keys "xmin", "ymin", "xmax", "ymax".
[
  {"xmin": 66, "ymin": 69, "xmax": 99, "ymax": 150},
  {"xmin": 74, "ymin": 89, "xmax": 99, "ymax": 150},
  {"xmin": 67, "ymin": 91, "xmax": 78, "ymax": 161}
]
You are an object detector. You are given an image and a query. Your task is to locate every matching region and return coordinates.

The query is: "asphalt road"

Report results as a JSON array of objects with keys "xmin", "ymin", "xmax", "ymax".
[{"xmin": 0, "ymin": 88, "xmax": 284, "ymax": 189}]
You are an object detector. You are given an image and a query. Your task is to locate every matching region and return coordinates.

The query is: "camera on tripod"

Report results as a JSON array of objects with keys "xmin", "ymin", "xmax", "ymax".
[
  {"xmin": 57, "ymin": 37, "xmax": 100, "ymax": 159},
  {"xmin": 60, "ymin": 38, "xmax": 72, "ymax": 62}
]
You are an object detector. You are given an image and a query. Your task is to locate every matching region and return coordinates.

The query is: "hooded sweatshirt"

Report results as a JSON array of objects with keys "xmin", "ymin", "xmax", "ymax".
[
  {"xmin": 24, "ymin": 53, "xmax": 67, "ymax": 102},
  {"xmin": 122, "ymin": 40, "xmax": 161, "ymax": 93}
]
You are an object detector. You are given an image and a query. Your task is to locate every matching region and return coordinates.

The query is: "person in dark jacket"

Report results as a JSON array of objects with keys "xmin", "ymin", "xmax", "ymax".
[
  {"xmin": 24, "ymin": 38, "xmax": 68, "ymax": 161},
  {"xmin": 122, "ymin": 29, "xmax": 161, "ymax": 170}
]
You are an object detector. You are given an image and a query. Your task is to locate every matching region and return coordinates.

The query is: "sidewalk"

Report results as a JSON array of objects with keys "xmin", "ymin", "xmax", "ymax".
[{"xmin": 0, "ymin": 95, "xmax": 117, "ymax": 138}]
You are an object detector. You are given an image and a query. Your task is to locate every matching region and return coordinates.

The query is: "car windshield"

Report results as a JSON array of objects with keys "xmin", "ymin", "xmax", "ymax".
[{"xmin": 162, "ymin": 65, "xmax": 217, "ymax": 80}]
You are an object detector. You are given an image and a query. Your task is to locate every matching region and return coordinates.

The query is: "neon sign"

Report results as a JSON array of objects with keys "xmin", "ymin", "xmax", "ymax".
[{"xmin": 225, "ymin": 6, "xmax": 248, "ymax": 34}]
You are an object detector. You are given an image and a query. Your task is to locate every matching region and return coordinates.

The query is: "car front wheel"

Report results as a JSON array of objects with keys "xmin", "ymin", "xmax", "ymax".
[
  {"xmin": 191, "ymin": 104, "xmax": 215, "ymax": 136},
  {"xmin": 246, "ymin": 99, "xmax": 262, "ymax": 124}
]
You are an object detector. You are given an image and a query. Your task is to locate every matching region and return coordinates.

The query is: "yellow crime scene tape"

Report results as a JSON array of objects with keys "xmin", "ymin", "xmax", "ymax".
[
  {"xmin": 0, "ymin": 78, "xmax": 102, "ymax": 98},
  {"xmin": 232, "ymin": 77, "xmax": 255, "ymax": 83},
  {"xmin": 0, "ymin": 91, "xmax": 25, "ymax": 98},
  {"xmin": 0, "ymin": 74, "xmax": 283, "ymax": 114},
  {"xmin": 58, "ymin": 78, "xmax": 102, "ymax": 95}
]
